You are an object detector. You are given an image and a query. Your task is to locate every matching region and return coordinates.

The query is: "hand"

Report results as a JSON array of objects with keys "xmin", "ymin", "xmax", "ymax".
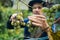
[
  {"xmin": 10, "ymin": 14, "xmax": 17, "ymax": 21},
  {"xmin": 28, "ymin": 15, "xmax": 49, "ymax": 31}
]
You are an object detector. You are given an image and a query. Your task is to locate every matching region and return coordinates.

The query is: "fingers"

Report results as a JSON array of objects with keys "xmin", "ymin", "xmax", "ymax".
[
  {"xmin": 10, "ymin": 14, "xmax": 17, "ymax": 21},
  {"xmin": 28, "ymin": 16, "xmax": 46, "ymax": 21},
  {"xmin": 32, "ymin": 15, "xmax": 46, "ymax": 19},
  {"xmin": 28, "ymin": 15, "xmax": 46, "ymax": 24},
  {"xmin": 11, "ymin": 14, "xmax": 17, "ymax": 19},
  {"xmin": 28, "ymin": 15, "xmax": 46, "ymax": 20},
  {"xmin": 28, "ymin": 15, "xmax": 48, "ymax": 29}
]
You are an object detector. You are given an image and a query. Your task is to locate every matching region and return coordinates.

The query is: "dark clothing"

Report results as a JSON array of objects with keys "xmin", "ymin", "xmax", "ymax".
[{"xmin": 7, "ymin": 20, "xmax": 14, "ymax": 29}]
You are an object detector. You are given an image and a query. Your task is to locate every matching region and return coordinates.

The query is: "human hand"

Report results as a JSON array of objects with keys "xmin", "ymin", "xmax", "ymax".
[{"xmin": 28, "ymin": 15, "xmax": 50, "ymax": 31}]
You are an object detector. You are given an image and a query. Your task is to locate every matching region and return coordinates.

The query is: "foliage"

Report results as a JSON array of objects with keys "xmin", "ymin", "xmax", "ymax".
[{"xmin": 0, "ymin": 5, "xmax": 29, "ymax": 40}]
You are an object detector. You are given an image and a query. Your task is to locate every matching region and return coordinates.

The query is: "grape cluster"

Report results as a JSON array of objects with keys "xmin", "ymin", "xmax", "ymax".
[
  {"xmin": 42, "ymin": 4, "xmax": 60, "ymax": 13},
  {"xmin": 11, "ymin": 12, "xmax": 25, "ymax": 28},
  {"xmin": 11, "ymin": 12, "xmax": 25, "ymax": 36},
  {"xmin": 41, "ymin": 4, "xmax": 60, "ymax": 26}
]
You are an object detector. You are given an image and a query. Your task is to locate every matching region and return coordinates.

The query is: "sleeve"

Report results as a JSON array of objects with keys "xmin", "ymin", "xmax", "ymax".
[
  {"xmin": 24, "ymin": 18, "xmax": 31, "ymax": 37},
  {"xmin": 24, "ymin": 18, "xmax": 29, "ymax": 23},
  {"xmin": 7, "ymin": 20, "xmax": 14, "ymax": 29},
  {"xmin": 7, "ymin": 15, "xmax": 14, "ymax": 29}
]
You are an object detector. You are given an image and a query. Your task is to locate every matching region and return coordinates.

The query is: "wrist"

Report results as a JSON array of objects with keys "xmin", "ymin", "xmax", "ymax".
[{"xmin": 42, "ymin": 26, "xmax": 50, "ymax": 32}]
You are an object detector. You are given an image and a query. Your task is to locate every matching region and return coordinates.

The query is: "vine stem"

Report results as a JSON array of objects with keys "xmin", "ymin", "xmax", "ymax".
[{"xmin": 19, "ymin": 0, "xmax": 32, "ymax": 8}]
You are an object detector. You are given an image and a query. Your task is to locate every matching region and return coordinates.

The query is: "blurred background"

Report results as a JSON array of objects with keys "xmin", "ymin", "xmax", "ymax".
[{"xmin": 0, "ymin": 0, "xmax": 60, "ymax": 40}]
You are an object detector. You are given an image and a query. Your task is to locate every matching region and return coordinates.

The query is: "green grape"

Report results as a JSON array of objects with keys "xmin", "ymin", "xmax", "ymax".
[
  {"xmin": 16, "ymin": 15, "xmax": 23, "ymax": 20},
  {"xmin": 52, "ymin": 4, "xmax": 58, "ymax": 9},
  {"xmin": 11, "ymin": 21, "xmax": 14, "ymax": 25},
  {"xmin": 42, "ymin": 7, "xmax": 49, "ymax": 13},
  {"xmin": 21, "ymin": 21, "xmax": 25, "ymax": 26},
  {"xmin": 27, "ymin": 24, "xmax": 30, "ymax": 27},
  {"xmin": 14, "ymin": 23, "xmax": 17, "ymax": 27},
  {"xmin": 58, "ymin": 4, "xmax": 60, "ymax": 9},
  {"xmin": 16, "ymin": 13, "xmax": 23, "ymax": 20},
  {"xmin": 16, "ymin": 21, "xmax": 20, "ymax": 24},
  {"xmin": 52, "ymin": 4, "xmax": 60, "ymax": 11},
  {"xmin": 50, "ymin": 7, "xmax": 55, "ymax": 13}
]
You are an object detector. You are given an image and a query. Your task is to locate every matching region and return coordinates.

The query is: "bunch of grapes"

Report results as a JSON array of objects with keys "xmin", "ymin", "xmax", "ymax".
[
  {"xmin": 26, "ymin": 21, "xmax": 41, "ymax": 37},
  {"xmin": 11, "ymin": 12, "xmax": 25, "ymax": 38},
  {"xmin": 11, "ymin": 12, "xmax": 25, "ymax": 28},
  {"xmin": 41, "ymin": 7, "xmax": 50, "ymax": 13},
  {"xmin": 50, "ymin": 4, "xmax": 60, "ymax": 13},
  {"xmin": 41, "ymin": 4, "xmax": 60, "ymax": 26},
  {"xmin": 41, "ymin": 4, "xmax": 60, "ymax": 13}
]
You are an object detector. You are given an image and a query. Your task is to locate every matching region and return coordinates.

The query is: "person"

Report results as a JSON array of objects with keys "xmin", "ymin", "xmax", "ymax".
[{"xmin": 7, "ymin": 0, "xmax": 50, "ymax": 40}]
